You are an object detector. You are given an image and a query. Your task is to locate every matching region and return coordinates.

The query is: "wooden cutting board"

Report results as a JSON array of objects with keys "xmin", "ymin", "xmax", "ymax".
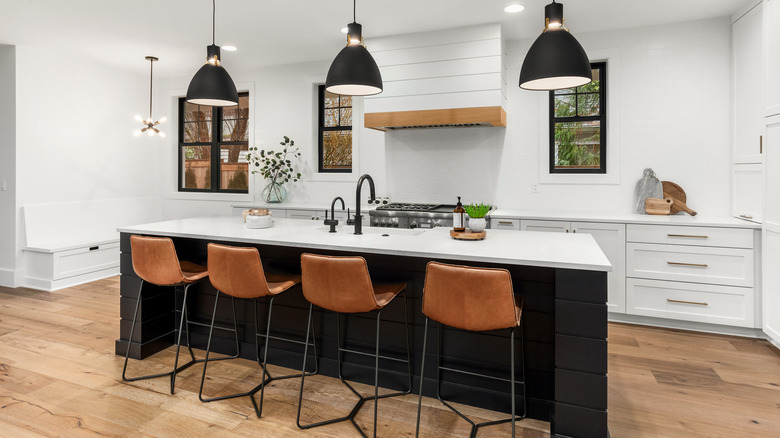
[
  {"xmin": 645, "ymin": 197, "xmax": 673, "ymax": 215},
  {"xmin": 662, "ymin": 181, "xmax": 697, "ymax": 216}
]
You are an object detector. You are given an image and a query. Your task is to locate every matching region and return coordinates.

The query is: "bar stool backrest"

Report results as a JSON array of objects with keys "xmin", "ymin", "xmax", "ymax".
[
  {"xmin": 207, "ymin": 243, "xmax": 272, "ymax": 299},
  {"xmin": 300, "ymin": 253, "xmax": 378, "ymax": 313},
  {"xmin": 423, "ymin": 261, "xmax": 519, "ymax": 332},
  {"xmin": 130, "ymin": 235, "xmax": 188, "ymax": 286}
]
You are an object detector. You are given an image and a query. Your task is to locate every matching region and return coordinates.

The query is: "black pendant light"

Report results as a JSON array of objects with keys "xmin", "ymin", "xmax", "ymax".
[
  {"xmin": 325, "ymin": 0, "xmax": 382, "ymax": 96},
  {"xmin": 186, "ymin": 0, "xmax": 239, "ymax": 106},
  {"xmin": 519, "ymin": 1, "xmax": 592, "ymax": 91},
  {"xmin": 135, "ymin": 56, "xmax": 167, "ymax": 137}
]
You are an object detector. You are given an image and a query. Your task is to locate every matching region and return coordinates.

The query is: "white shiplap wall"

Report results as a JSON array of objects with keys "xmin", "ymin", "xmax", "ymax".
[{"xmin": 364, "ymin": 23, "xmax": 506, "ymax": 113}]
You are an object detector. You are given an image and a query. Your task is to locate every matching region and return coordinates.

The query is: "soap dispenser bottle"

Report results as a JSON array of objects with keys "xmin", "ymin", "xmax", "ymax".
[{"xmin": 453, "ymin": 196, "xmax": 466, "ymax": 232}]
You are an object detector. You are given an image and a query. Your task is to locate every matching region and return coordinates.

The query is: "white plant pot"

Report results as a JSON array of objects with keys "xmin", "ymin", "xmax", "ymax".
[{"xmin": 468, "ymin": 217, "xmax": 486, "ymax": 233}]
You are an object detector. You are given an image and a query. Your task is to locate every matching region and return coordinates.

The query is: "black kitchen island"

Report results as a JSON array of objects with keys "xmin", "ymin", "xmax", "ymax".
[{"xmin": 115, "ymin": 216, "xmax": 611, "ymax": 438}]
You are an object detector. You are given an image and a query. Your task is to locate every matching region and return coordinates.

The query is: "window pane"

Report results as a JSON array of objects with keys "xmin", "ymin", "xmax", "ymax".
[
  {"xmin": 223, "ymin": 106, "xmax": 238, "ymax": 119},
  {"xmin": 577, "ymin": 93, "xmax": 600, "ymax": 116},
  {"xmin": 554, "ymin": 87, "xmax": 576, "ymax": 95},
  {"xmin": 554, "ymin": 95, "xmax": 575, "ymax": 117},
  {"xmin": 198, "ymin": 121, "xmax": 212, "ymax": 142},
  {"xmin": 324, "ymin": 109, "xmax": 338, "ymax": 127},
  {"xmin": 220, "ymin": 144, "xmax": 249, "ymax": 190},
  {"xmin": 553, "ymin": 121, "xmax": 601, "ymax": 169},
  {"xmin": 578, "ymin": 68, "xmax": 600, "ymax": 93},
  {"xmin": 340, "ymin": 108, "xmax": 352, "ymax": 126},
  {"xmin": 183, "ymin": 122, "xmax": 199, "ymax": 143},
  {"xmin": 324, "ymin": 90, "xmax": 339, "ymax": 108},
  {"xmin": 322, "ymin": 131, "xmax": 352, "ymax": 170},
  {"xmin": 239, "ymin": 94, "xmax": 249, "ymax": 110},
  {"xmin": 222, "ymin": 119, "xmax": 249, "ymax": 141},
  {"xmin": 182, "ymin": 146, "xmax": 211, "ymax": 189},
  {"xmin": 184, "ymin": 102, "xmax": 212, "ymax": 122},
  {"xmin": 340, "ymin": 95, "xmax": 352, "ymax": 107}
]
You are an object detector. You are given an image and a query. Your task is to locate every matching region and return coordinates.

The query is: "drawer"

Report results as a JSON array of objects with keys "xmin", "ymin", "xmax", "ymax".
[
  {"xmin": 490, "ymin": 218, "xmax": 520, "ymax": 230},
  {"xmin": 626, "ymin": 243, "xmax": 753, "ymax": 287},
  {"xmin": 54, "ymin": 242, "xmax": 120, "ymax": 280},
  {"xmin": 626, "ymin": 278, "xmax": 754, "ymax": 327},
  {"xmin": 627, "ymin": 224, "xmax": 754, "ymax": 249}
]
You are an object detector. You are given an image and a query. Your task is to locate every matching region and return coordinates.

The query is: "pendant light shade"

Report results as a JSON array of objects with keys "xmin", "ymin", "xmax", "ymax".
[
  {"xmin": 186, "ymin": 0, "xmax": 238, "ymax": 107},
  {"xmin": 325, "ymin": 1, "xmax": 382, "ymax": 96},
  {"xmin": 519, "ymin": 1, "xmax": 592, "ymax": 91}
]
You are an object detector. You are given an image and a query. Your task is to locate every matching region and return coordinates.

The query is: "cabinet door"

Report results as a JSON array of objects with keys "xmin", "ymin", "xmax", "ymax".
[
  {"xmin": 765, "ymin": 0, "xmax": 780, "ymax": 116},
  {"xmin": 287, "ymin": 210, "xmax": 321, "ymax": 221},
  {"xmin": 521, "ymin": 220, "xmax": 570, "ymax": 233},
  {"xmin": 763, "ymin": 115, "xmax": 780, "ymax": 343},
  {"xmin": 733, "ymin": 3, "xmax": 765, "ymax": 162},
  {"xmin": 572, "ymin": 222, "xmax": 627, "ymax": 314},
  {"xmin": 490, "ymin": 218, "xmax": 520, "ymax": 230},
  {"xmin": 732, "ymin": 163, "xmax": 764, "ymax": 223}
]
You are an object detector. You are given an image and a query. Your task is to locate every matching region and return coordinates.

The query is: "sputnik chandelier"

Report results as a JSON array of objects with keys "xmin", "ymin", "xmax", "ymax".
[{"xmin": 134, "ymin": 56, "xmax": 167, "ymax": 137}]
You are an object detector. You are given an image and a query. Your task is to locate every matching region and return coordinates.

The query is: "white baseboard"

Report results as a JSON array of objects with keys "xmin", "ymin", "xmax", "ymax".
[
  {"xmin": 22, "ymin": 267, "xmax": 119, "ymax": 292},
  {"xmin": 0, "ymin": 268, "xmax": 19, "ymax": 288},
  {"xmin": 609, "ymin": 313, "xmax": 766, "ymax": 339}
]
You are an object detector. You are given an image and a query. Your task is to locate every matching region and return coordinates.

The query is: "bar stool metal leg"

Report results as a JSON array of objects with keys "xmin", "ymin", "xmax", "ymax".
[
  {"xmin": 297, "ymin": 290, "xmax": 413, "ymax": 438},
  {"xmin": 414, "ymin": 317, "xmax": 524, "ymax": 438}
]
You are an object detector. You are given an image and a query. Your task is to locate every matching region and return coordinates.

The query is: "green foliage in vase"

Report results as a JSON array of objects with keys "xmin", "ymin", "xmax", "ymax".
[
  {"xmin": 245, "ymin": 136, "xmax": 303, "ymax": 187},
  {"xmin": 464, "ymin": 203, "xmax": 491, "ymax": 218}
]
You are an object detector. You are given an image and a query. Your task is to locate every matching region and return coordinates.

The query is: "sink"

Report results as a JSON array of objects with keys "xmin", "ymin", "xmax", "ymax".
[{"xmin": 317, "ymin": 225, "xmax": 426, "ymax": 236}]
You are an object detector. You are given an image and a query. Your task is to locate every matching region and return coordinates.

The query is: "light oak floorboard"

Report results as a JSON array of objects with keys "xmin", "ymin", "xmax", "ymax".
[{"xmin": 0, "ymin": 279, "xmax": 778, "ymax": 437}]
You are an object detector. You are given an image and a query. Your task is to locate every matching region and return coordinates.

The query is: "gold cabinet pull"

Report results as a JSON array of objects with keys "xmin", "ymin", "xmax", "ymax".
[
  {"xmin": 667, "ymin": 299, "xmax": 708, "ymax": 306},
  {"xmin": 667, "ymin": 261, "xmax": 709, "ymax": 268},
  {"xmin": 498, "ymin": 220, "xmax": 513, "ymax": 225},
  {"xmin": 667, "ymin": 234, "xmax": 708, "ymax": 239},
  {"xmin": 760, "ymin": 135, "xmax": 763, "ymax": 154},
  {"xmin": 739, "ymin": 214, "xmax": 753, "ymax": 219}
]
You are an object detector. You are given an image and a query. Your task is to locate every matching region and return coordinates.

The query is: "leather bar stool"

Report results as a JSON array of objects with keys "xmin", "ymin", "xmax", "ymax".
[
  {"xmin": 122, "ymin": 235, "xmax": 240, "ymax": 394},
  {"xmin": 415, "ymin": 261, "xmax": 525, "ymax": 437},
  {"xmin": 297, "ymin": 253, "xmax": 413, "ymax": 438},
  {"xmin": 199, "ymin": 243, "xmax": 318, "ymax": 418}
]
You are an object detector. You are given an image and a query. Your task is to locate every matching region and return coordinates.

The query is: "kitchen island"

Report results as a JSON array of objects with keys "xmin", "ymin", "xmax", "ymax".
[{"xmin": 116, "ymin": 216, "xmax": 611, "ymax": 438}]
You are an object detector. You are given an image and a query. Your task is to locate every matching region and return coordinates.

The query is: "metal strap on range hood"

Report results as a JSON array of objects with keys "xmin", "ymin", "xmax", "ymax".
[{"xmin": 364, "ymin": 106, "xmax": 506, "ymax": 131}]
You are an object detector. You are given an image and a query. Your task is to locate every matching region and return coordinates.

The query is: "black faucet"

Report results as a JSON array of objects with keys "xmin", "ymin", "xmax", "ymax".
[
  {"xmin": 353, "ymin": 174, "xmax": 375, "ymax": 235},
  {"xmin": 324, "ymin": 196, "xmax": 345, "ymax": 233}
]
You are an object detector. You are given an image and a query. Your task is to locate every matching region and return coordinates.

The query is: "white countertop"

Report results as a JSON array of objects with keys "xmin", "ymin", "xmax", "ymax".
[
  {"xmin": 119, "ymin": 216, "xmax": 612, "ymax": 272},
  {"xmin": 233, "ymin": 202, "xmax": 377, "ymax": 212},
  {"xmin": 489, "ymin": 209, "xmax": 761, "ymax": 229}
]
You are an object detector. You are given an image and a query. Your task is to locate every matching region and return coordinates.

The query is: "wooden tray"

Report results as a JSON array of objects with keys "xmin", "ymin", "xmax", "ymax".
[{"xmin": 450, "ymin": 229, "xmax": 487, "ymax": 240}]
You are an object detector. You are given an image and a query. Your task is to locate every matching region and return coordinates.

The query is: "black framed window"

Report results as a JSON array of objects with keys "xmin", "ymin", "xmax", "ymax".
[
  {"xmin": 179, "ymin": 93, "xmax": 250, "ymax": 192},
  {"xmin": 318, "ymin": 85, "xmax": 352, "ymax": 173},
  {"xmin": 549, "ymin": 63, "xmax": 606, "ymax": 174}
]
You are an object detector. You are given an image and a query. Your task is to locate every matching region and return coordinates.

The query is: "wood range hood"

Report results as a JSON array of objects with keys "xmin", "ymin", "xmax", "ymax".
[{"xmin": 364, "ymin": 106, "xmax": 506, "ymax": 131}]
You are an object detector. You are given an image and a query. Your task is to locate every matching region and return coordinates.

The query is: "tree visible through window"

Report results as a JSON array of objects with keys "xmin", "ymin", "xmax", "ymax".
[
  {"xmin": 179, "ymin": 93, "xmax": 250, "ymax": 192},
  {"xmin": 318, "ymin": 85, "xmax": 352, "ymax": 173},
  {"xmin": 549, "ymin": 63, "xmax": 606, "ymax": 173}
]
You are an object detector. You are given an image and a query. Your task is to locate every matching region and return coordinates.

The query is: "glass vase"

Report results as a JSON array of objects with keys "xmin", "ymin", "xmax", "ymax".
[{"xmin": 261, "ymin": 181, "xmax": 287, "ymax": 203}]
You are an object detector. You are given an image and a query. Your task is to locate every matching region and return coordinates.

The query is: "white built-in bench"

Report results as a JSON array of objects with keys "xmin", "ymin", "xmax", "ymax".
[{"xmin": 22, "ymin": 196, "xmax": 161, "ymax": 291}]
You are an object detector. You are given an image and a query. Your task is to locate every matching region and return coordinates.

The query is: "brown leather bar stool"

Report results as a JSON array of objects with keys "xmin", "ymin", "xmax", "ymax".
[
  {"xmin": 199, "ymin": 243, "xmax": 318, "ymax": 417},
  {"xmin": 415, "ymin": 261, "xmax": 525, "ymax": 438},
  {"xmin": 122, "ymin": 235, "xmax": 240, "ymax": 394},
  {"xmin": 297, "ymin": 253, "xmax": 413, "ymax": 438}
]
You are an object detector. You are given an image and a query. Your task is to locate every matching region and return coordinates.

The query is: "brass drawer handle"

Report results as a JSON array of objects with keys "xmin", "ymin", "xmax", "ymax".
[
  {"xmin": 739, "ymin": 214, "xmax": 753, "ymax": 219},
  {"xmin": 498, "ymin": 221, "xmax": 514, "ymax": 225},
  {"xmin": 667, "ymin": 299, "xmax": 708, "ymax": 306},
  {"xmin": 667, "ymin": 234, "xmax": 708, "ymax": 239},
  {"xmin": 667, "ymin": 261, "xmax": 709, "ymax": 268}
]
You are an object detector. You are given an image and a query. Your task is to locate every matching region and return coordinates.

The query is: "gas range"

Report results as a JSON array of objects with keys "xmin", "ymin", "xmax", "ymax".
[{"xmin": 369, "ymin": 203, "xmax": 456, "ymax": 229}]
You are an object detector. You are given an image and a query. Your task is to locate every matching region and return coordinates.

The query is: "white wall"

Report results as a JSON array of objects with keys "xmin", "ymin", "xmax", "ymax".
[
  {"xmin": 0, "ymin": 45, "xmax": 16, "ymax": 286},
  {"xmin": 386, "ymin": 18, "xmax": 733, "ymax": 214}
]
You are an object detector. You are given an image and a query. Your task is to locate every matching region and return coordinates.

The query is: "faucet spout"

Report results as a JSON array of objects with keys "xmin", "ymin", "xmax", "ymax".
[
  {"xmin": 354, "ymin": 174, "xmax": 375, "ymax": 235},
  {"xmin": 331, "ymin": 196, "xmax": 345, "ymax": 219}
]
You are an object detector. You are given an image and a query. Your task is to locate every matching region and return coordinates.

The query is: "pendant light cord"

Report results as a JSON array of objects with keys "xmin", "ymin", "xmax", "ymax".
[
  {"xmin": 149, "ymin": 59, "xmax": 153, "ymax": 120},
  {"xmin": 212, "ymin": 0, "xmax": 216, "ymax": 45},
  {"xmin": 353, "ymin": 0, "xmax": 356, "ymax": 22}
]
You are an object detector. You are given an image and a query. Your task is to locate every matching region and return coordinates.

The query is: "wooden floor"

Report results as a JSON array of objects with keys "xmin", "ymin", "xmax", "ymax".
[{"xmin": 0, "ymin": 278, "xmax": 778, "ymax": 437}]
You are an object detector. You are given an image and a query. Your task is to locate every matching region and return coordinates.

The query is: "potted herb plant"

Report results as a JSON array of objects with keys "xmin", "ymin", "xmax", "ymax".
[
  {"xmin": 464, "ymin": 203, "xmax": 491, "ymax": 233},
  {"xmin": 245, "ymin": 136, "xmax": 302, "ymax": 203}
]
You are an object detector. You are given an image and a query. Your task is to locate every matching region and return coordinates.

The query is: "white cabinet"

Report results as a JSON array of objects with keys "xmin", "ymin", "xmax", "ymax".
[
  {"xmin": 521, "ymin": 220, "xmax": 627, "ymax": 313},
  {"xmin": 626, "ymin": 224, "xmax": 757, "ymax": 328},
  {"xmin": 733, "ymin": 3, "xmax": 765, "ymax": 163},
  {"xmin": 732, "ymin": 163, "xmax": 765, "ymax": 222},
  {"xmin": 763, "ymin": 115, "xmax": 780, "ymax": 343},
  {"xmin": 765, "ymin": 0, "xmax": 780, "ymax": 116},
  {"xmin": 490, "ymin": 218, "xmax": 520, "ymax": 230}
]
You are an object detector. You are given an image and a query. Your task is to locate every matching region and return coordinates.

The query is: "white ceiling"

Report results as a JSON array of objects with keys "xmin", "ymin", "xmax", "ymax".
[{"xmin": 0, "ymin": 0, "xmax": 747, "ymax": 77}]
